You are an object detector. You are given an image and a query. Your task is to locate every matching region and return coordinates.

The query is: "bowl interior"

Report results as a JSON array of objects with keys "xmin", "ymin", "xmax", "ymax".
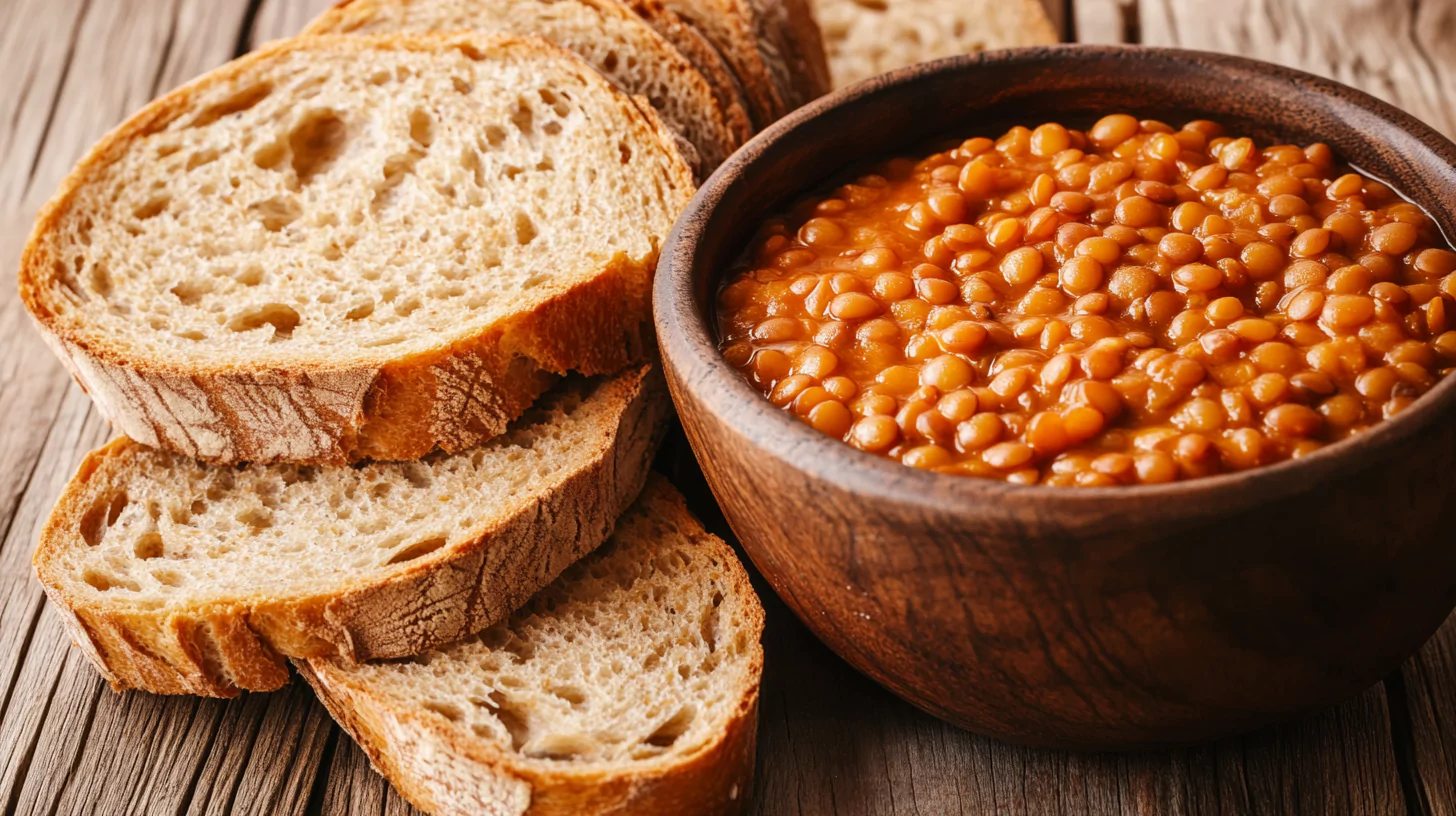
[{"xmin": 659, "ymin": 45, "xmax": 1456, "ymax": 514}]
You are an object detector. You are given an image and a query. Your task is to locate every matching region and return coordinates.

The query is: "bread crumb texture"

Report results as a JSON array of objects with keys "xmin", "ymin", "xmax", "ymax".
[
  {"xmin": 24, "ymin": 34, "xmax": 691, "ymax": 368},
  {"xmin": 42, "ymin": 373, "xmax": 632, "ymax": 619},
  {"xmin": 812, "ymin": 0, "xmax": 1058, "ymax": 88},
  {"xmin": 313, "ymin": 475, "xmax": 768, "ymax": 781},
  {"xmin": 303, "ymin": 0, "xmax": 742, "ymax": 171}
]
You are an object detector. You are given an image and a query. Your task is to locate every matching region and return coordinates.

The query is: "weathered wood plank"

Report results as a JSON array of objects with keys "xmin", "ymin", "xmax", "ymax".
[
  {"xmin": 183, "ymin": 682, "xmax": 334, "ymax": 816},
  {"xmin": 1137, "ymin": 0, "xmax": 1456, "ymax": 138},
  {"xmin": 1400, "ymin": 613, "xmax": 1456, "ymax": 816},
  {"xmin": 1072, "ymin": 0, "xmax": 1139, "ymax": 45},
  {"xmin": 251, "ymin": 0, "xmax": 337, "ymax": 44},
  {"xmin": 320, "ymin": 737, "xmax": 424, "ymax": 816},
  {"xmin": 0, "ymin": 0, "xmax": 91, "ymax": 213},
  {"xmin": 0, "ymin": 393, "xmax": 113, "ymax": 815},
  {"xmin": 747, "ymin": 582, "xmax": 1407, "ymax": 816}
]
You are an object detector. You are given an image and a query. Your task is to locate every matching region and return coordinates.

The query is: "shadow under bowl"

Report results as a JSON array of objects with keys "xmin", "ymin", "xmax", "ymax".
[{"xmin": 653, "ymin": 45, "xmax": 1456, "ymax": 750}]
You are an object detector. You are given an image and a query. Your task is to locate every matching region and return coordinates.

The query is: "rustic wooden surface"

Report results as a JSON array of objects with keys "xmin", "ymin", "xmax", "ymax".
[{"xmin": 0, "ymin": 1, "xmax": 1452, "ymax": 813}]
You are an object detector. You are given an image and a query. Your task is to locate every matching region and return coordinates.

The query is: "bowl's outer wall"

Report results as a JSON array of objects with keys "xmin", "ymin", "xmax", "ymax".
[{"xmin": 656, "ymin": 47, "xmax": 1456, "ymax": 748}]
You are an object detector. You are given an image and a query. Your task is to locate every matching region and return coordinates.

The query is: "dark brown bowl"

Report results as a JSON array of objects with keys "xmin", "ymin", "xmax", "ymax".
[{"xmin": 653, "ymin": 45, "xmax": 1456, "ymax": 749}]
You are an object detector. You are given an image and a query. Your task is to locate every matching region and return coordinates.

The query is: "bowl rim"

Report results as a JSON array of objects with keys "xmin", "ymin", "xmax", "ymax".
[{"xmin": 654, "ymin": 43, "xmax": 1456, "ymax": 515}]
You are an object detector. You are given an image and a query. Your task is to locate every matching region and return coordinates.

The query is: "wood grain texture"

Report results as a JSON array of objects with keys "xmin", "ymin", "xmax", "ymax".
[
  {"xmin": 1399, "ymin": 612, "xmax": 1456, "ymax": 816},
  {"xmin": 0, "ymin": 0, "xmax": 1453, "ymax": 814}
]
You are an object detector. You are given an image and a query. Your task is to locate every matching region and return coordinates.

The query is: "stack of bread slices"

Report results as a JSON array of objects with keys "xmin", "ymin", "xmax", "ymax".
[{"xmin": 19, "ymin": 3, "xmax": 829, "ymax": 814}]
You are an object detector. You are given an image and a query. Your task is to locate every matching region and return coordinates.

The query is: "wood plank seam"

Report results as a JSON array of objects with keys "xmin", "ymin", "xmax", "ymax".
[
  {"xmin": 233, "ymin": 0, "xmax": 267, "ymax": 59},
  {"xmin": 1, "ymin": 647, "xmax": 101, "ymax": 816},
  {"xmin": 1384, "ymin": 671, "xmax": 1432, "ymax": 816},
  {"xmin": 146, "ymin": 0, "xmax": 183, "ymax": 100},
  {"xmin": 20, "ymin": 0, "xmax": 91, "ymax": 204},
  {"xmin": 173, "ymin": 702, "xmax": 230, "ymax": 816},
  {"xmin": 300, "ymin": 726, "xmax": 342, "ymax": 816},
  {"xmin": 0, "ymin": 401, "xmax": 102, "ymax": 731}
]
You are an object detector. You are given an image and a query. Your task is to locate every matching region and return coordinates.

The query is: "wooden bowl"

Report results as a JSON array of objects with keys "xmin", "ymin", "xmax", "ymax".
[{"xmin": 654, "ymin": 46, "xmax": 1456, "ymax": 749}]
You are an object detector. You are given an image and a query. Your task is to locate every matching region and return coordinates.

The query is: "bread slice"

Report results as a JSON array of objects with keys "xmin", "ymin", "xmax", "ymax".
[
  {"xmin": 34, "ymin": 366, "xmax": 668, "ymax": 697},
  {"xmin": 299, "ymin": 476, "xmax": 765, "ymax": 816},
  {"xmin": 812, "ymin": 0, "xmax": 1059, "ymax": 89},
  {"xmin": 19, "ymin": 34, "xmax": 695, "ymax": 466},
  {"xmin": 660, "ymin": 0, "xmax": 830, "ymax": 126},
  {"xmin": 302, "ymin": 0, "xmax": 745, "ymax": 173},
  {"xmin": 625, "ymin": 0, "xmax": 755, "ymax": 146}
]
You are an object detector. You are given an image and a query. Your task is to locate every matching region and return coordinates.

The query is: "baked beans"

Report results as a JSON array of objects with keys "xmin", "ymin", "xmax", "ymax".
[{"xmin": 717, "ymin": 117, "xmax": 1456, "ymax": 486}]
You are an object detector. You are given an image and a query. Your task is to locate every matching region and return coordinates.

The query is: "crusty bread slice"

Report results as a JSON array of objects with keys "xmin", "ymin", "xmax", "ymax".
[
  {"xmin": 34, "ymin": 366, "xmax": 668, "ymax": 697},
  {"xmin": 812, "ymin": 0, "xmax": 1059, "ymax": 88},
  {"xmin": 299, "ymin": 476, "xmax": 765, "ymax": 816},
  {"xmin": 302, "ymin": 0, "xmax": 744, "ymax": 173},
  {"xmin": 625, "ymin": 0, "xmax": 755, "ymax": 145},
  {"xmin": 19, "ymin": 34, "xmax": 694, "ymax": 466},
  {"xmin": 660, "ymin": 0, "xmax": 830, "ymax": 126}
]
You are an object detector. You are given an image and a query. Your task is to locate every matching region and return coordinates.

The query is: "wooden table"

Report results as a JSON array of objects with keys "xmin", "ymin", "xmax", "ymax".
[{"xmin": 0, "ymin": 1, "xmax": 1453, "ymax": 813}]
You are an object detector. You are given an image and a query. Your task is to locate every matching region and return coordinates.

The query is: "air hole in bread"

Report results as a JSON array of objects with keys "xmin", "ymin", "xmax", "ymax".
[
  {"xmin": 345, "ymin": 300, "xmax": 375, "ymax": 320},
  {"xmin": 528, "ymin": 734, "xmax": 597, "ymax": 762},
  {"xmin": 409, "ymin": 108, "xmax": 434, "ymax": 147},
  {"xmin": 189, "ymin": 83, "xmax": 272, "ymax": 128},
  {"xmin": 374, "ymin": 151, "xmax": 421, "ymax": 209},
  {"xmin": 134, "ymin": 531, "xmax": 164, "ymax": 560},
  {"xmin": 644, "ymin": 706, "xmax": 695, "ymax": 748},
  {"xmin": 288, "ymin": 109, "xmax": 347, "ymax": 184},
  {"xmin": 483, "ymin": 125, "xmax": 506, "ymax": 148},
  {"xmin": 248, "ymin": 140, "xmax": 286, "ymax": 172},
  {"xmin": 152, "ymin": 569, "xmax": 184, "ymax": 587},
  {"xmin": 394, "ymin": 297, "xmax": 420, "ymax": 318},
  {"xmin": 133, "ymin": 195, "xmax": 170, "ymax": 221},
  {"xmin": 454, "ymin": 42, "xmax": 486, "ymax": 61},
  {"xmin": 83, "ymin": 569, "xmax": 139, "ymax": 592},
  {"xmin": 549, "ymin": 685, "xmax": 587, "ymax": 709},
  {"xmin": 459, "ymin": 146, "xmax": 485, "ymax": 188},
  {"xmin": 367, "ymin": 69, "xmax": 390, "ymax": 85},
  {"xmin": 510, "ymin": 97, "xmax": 534, "ymax": 135},
  {"xmin": 514, "ymin": 213, "xmax": 537, "ymax": 245},
  {"xmin": 52, "ymin": 260, "xmax": 82, "ymax": 304},
  {"xmin": 486, "ymin": 690, "xmax": 531, "ymax": 751},
  {"xmin": 170, "ymin": 278, "xmax": 213, "ymax": 306},
  {"xmin": 176, "ymin": 148, "xmax": 217, "ymax": 174},
  {"xmin": 700, "ymin": 601, "xmax": 720, "ymax": 653},
  {"xmin": 227, "ymin": 303, "xmax": 300, "ymax": 338},
  {"xmin": 617, "ymin": 141, "xmax": 632, "ymax": 163},
  {"xmin": 451, "ymin": 76, "xmax": 471, "ymax": 95},
  {"xmin": 235, "ymin": 265, "xmax": 264, "ymax": 286},
  {"xmin": 400, "ymin": 463, "xmax": 432, "ymax": 489},
  {"xmin": 249, "ymin": 195, "xmax": 302, "ymax": 231},
  {"xmin": 237, "ymin": 506, "xmax": 273, "ymax": 531},
  {"xmin": 80, "ymin": 491, "xmax": 129, "ymax": 547},
  {"xmin": 542, "ymin": 121, "xmax": 562, "ymax": 136},
  {"xmin": 156, "ymin": 142, "xmax": 181, "ymax": 159},
  {"xmin": 88, "ymin": 263, "xmax": 113, "ymax": 297},
  {"xmin": 388, "ymin": 536, "xmax": 447, "ymax": 565},
  {"xmin": 423, "ymin": 701, "xmax": 463, "ymax": 722}
]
